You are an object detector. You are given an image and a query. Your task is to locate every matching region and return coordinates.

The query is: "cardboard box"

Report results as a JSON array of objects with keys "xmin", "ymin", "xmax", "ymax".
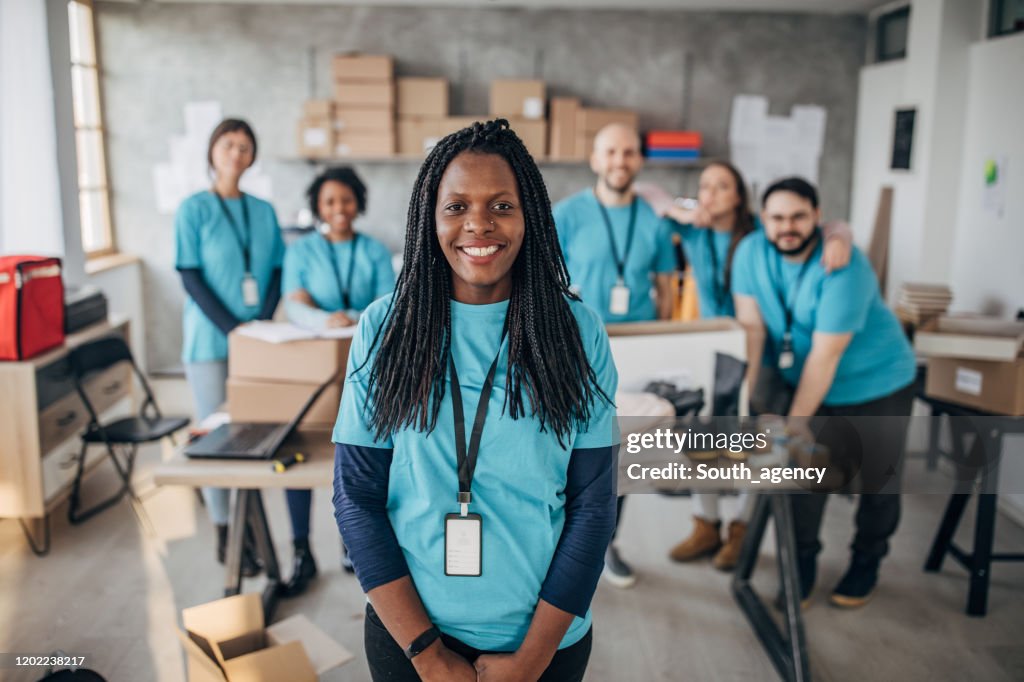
[
  {"xmin": 332, "ymin": 53, "xmax": 393, "ymax": 81},
  {"xmin": 397, "ymin": 77, "xmax": 449, "ymax": 117},
  {"xmin": 506, "ymin": 117, "xmax": 547, "ymax": 159},
  {"xmin": 296, "ymin": 118, "xmax": 335, "ymax": 159},
  {"xmin": 178, "ymin": 593, "xmax": 352, "ymax": 682},
  {"xmin": 548, "ymin": 97, "xmax": 581, "ymax": 160},
  {"xmin": 577, "ymin": 107, "xmax": 639, "ymax": 134},
  {"xmin": 227, "ymin": 378, "xmax": 342, "ymax": 427},
  {"xmin": 335, "ymin": 129, "xmax": 394, "ymax": 157},
  {"xmin": 334, "ymin": 107, "xmax": 394, "ymax": 133},
  {"xmin": 228, "ymin": 330, "xmax": 350, "ymax": 384},
  {"xmin": 916, "ymin": 316, "xmax": 1024, "ymax": 415},
  {"xmin": 302, "ymin": 99, "xmax": 334, "ymax": 120},
  {"xmin": 439, "ymin": 116, "xmax": 485, "ymax": 136},
  {"xmin": 490, "ymin": 79, "xmax": 545, "ymax": 119},
  {"xmin": 397, "ymin": 117, "xmax": 441, "ymax": 156},
  {"xmin": 333, "ymin": 81, "xmax": 394, "ymax": 108},
  {"xmin": 926, "ymin": 356, "xmax": 1024, "ymax": 415}
]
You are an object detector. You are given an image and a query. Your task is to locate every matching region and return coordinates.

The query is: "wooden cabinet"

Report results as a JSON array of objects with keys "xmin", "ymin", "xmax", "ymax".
[{"xmin": 0, "ymin": 317, "xmax": 133, "ymax": 520}]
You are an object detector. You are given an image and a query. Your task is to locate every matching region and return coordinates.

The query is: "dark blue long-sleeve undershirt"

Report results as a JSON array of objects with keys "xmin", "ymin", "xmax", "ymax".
[{"xmin": 331, "ymin": 442, "xmax": 618, "ymax": 619}]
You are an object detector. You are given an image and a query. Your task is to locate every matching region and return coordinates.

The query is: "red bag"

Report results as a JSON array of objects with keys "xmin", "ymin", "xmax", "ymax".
[{"xmin": 0, "ymin": 256, "xmax": 65, "ymax": 360}]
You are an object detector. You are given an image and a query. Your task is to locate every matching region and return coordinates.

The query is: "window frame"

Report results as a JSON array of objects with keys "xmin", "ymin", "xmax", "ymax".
[
  {"xmin": 875, "ymin": 5, "xmax": 911, "ymax": 63},
  {"xmin": 68, "ymin": 0, "xmax": 116, "ymax": 259},
  {"xmin": 989, "ymin": 0, "xmax": 1024, "ymax": 38}
]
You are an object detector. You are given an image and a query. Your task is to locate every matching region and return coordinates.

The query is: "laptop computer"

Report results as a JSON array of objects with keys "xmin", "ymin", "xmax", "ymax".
[{"xmin": 185, "ymin": 370, "xmax": 340, "ymax": 460}]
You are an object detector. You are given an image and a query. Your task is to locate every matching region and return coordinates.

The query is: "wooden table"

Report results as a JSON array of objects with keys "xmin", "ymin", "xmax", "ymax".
[{"xmin": 153, "ymin": 426, "xmax": 335, "ymax": 619}]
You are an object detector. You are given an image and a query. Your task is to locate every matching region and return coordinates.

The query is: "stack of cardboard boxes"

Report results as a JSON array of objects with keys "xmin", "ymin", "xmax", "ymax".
[
  {"xmin": 296, "ymin": 100, "xmax": 336, "ymax": 159},
  {"xmin": 397, "ymin": 77, "xmax": 456, "ymax": 156},
  {"xmin": 548, "ymin": 97, "xmax": 639, "ymax": 161},
  {"xmin": 226, "ymin": 329, "xmax": 351, "ymax": 428},
  {"xmin": 489, "ymin": 79, "xmax": 547, "ymax": 159},
  {"xmin": 332, "ymin": 53, "xmax": 395, "ymax": 158}
]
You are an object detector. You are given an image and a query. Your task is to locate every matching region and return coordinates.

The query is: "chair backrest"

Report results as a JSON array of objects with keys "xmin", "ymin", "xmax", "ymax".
[{"xmin": 69, "ymin": 336, "xmax": 133, "ymax": 378}]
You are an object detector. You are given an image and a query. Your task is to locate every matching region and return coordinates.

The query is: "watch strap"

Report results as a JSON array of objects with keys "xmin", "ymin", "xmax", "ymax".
[{"xmin": 403, "ymin": 625, "xmax": 441, "ymax": 660}]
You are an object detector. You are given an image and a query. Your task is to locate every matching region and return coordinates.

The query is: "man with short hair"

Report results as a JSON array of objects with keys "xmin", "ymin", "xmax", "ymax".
[
  {"xmin": 553, "ymin": 123, "xmax": 676, "ymax": 588},
  {"xmin": 731, "ymin": 176, "xmax": 915, "ymax": 608}
]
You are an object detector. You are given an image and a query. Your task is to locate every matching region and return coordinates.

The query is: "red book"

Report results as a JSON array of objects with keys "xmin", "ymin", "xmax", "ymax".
[{"xmin": 646, "ymin": 130, "xmax": 703, "ymax": 149}]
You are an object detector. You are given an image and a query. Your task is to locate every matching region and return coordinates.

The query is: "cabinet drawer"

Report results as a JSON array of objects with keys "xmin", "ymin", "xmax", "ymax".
[
  {"xmin": 37, "ymin": 363, "xmax": 132, "ymax": 454},
  {"xmin": 34, "ymin": 327, "xmax": 127, "ymax": 411}
]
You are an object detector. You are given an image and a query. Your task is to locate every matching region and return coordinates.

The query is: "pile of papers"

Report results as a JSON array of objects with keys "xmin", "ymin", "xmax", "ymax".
[{"xmin": 896, "ymin": 283, "xmax": 952, "ymax": 325}]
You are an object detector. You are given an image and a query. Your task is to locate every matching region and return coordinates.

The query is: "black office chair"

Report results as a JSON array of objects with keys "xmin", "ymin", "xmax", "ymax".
[{"xmin": 67, "ymin": 336, "xmax": 189, "ymax": 524}]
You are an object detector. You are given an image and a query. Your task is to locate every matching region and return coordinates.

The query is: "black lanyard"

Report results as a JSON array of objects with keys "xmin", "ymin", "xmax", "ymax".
[
  {"xmin": 213, "ymin": 192, "xmax": 252, "ymax": 273},
  {"xmin": 705, "ymin": 229, "xmax": 730, "ymax": 310},
  {"xmin": 324, "ymin": 233, "xmax": 359, "ymax": 310},
  {"xmin": 769, "ymin": 230, "xmax": 820, "ymax": 334},
  {"xmin": 449, "ymin": 322, "xmax": 508, "ymax": 511},
  {"xmin": 596, "ymin": 197, "xmax": 637, "ymax": 282}
]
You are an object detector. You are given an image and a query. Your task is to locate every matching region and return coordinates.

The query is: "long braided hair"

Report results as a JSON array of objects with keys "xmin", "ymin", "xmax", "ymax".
[{"xmin": 362, "ymin": 118, "xmax": 610, "ymax": 446}]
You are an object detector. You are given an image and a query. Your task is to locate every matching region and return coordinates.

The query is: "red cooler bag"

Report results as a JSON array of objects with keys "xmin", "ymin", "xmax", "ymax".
[{"xmin": 0, "ymin": 256, "xmax": 65, "ymax": 360}]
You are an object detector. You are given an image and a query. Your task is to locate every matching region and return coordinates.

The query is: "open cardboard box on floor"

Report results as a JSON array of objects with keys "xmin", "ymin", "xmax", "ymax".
[
  {"xmin": 915, "ymin": 316, "xmax": 1024, "ymax": 415},
  {"xmin": 177, "ymin": 593, "xmax": 353, "ymax": 682}
]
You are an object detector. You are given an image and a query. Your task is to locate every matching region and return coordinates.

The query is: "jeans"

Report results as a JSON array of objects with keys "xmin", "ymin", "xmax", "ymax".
[
  {"xmin": 791, "ymin": 381, "xmax": 915, "ymax": 561},
  {"xmin": 184, "ymin": 360, "xmax": 231, "ymax": 525},
  {"xmin": 363, "ymin": 604, "xmax": 592, "ymax": 682}
]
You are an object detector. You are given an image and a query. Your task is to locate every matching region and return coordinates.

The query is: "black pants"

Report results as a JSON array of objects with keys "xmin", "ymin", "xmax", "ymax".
[
  {"xmin": 610, "ymin": 495, "xmax": 626, "ymax": 542},
  {"xmin": 364, "ymin": 604, "xmax": 592, "ymax": 682},
  {"xmin": 791, "ymin": 381, "xmax": 915, "ymax": 561}
]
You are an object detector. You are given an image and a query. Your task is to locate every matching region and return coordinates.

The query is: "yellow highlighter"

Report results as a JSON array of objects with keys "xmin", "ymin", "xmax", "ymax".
[{"xmin": 272, "ymin": 452, "xmax": 306, "ymax": 473}]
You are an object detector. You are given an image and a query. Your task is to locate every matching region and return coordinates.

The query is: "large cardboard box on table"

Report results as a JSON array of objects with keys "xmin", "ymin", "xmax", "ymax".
[
  {"xmin": 490, "ymin": 79, "xmax": 545, "ymax": 120},
  {"xmin": 228, "ymin": 329, "xmax": 350, "ymax": 384},
  {"xmin": 397, "ymin": 77, "xmax": 449, "ymax": 117},
  {"xmin": 177, "ymin": 593, "xmax": 352, "ymax": 682},
  {"xmin": 227, "ymin": 378, "xmax": 342, "ymax": 427},
  {"xmin": 915, "ymin": 316, "xmax": 1024, "ymax": 415}
]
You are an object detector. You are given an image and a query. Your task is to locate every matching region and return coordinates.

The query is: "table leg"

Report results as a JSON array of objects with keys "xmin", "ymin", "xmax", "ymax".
[
  {"xmin": 967, "ymin": 429, "xmax": 1002, "ymax": 617},
  {"xmin": 924, "ymin": 494, "xmax": 969, "ymax": 572},
  {"xmin": 773, "ymin": 495, "xmax": 810, "ymax": 682},
  {"xmin": 247, "ymin": 490, "xmax": 283, "ymax": 620},
  {"xmin": 224, "ymin": 490, "xmax": 250, "ymax": 597}
]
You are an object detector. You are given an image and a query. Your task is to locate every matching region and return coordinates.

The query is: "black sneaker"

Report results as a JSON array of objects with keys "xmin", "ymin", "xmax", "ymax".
[
  {"xmin": 774, "ymin": 552, "xmax": 816, "ymax": 610},
  {"xmin": 602, "ymin": 546, "xmax": 637, "ymax": 588},
  {"xmin": 830, "ymin": 554, "xmax": 880, "ymax": 608}
]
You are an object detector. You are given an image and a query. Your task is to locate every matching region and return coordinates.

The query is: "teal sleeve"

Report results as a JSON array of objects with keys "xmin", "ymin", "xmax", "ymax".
[
  {"xmin": 281, "ymin": 244, "xmax": 304, "ymax": 295},
  {"xmin": 174, "ymin": 201, "xmax": 201, "ymax": 269},
  {"xmin": 553, "ymin": 201, "xmax": 571, "ymax": 256},
  {"xmin": 815, "ymin": 261, "xmax": 874, "ymax": 334},
  {"xmin": 285, "ymin": 298, "xmax": 331, "ymax": 331},
  {"xmin": 573, "ymin": 310, "xmax": 620, "ymax": 450},
  {"xmin": 653, "ymin": 218, "xmax": 676, "ymax": 274},
  {"xmin": 332, "ymin": 306, "xmax": 394, "ymax": 448},
  {"xmin": 730, "ymin": 236, "xmax": 757, "ymax": 297}
]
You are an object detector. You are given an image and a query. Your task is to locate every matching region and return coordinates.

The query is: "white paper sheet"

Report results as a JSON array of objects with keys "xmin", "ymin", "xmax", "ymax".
[{"xmin": 236, "ymin": 321, "xmax": 357, "ymax": 344}]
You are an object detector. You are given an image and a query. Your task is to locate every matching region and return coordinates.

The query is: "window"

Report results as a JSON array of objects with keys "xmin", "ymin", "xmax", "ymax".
[
  {"xmin": 68, "ymin": 0, "xmax": 114, "ymax": 257},
  {"xmin": 876, "ymin": 6, "xmax": 910, "ymax": 63},
  {"xmin": 990, "ymin": 0, "xmax": 1024, "ymax": 37}
]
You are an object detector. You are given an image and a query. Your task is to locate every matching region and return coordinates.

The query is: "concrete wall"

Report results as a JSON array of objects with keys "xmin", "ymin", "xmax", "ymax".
[{"xmin": 95, "ymin": 2, "xmax": 866, "ymax": 370}]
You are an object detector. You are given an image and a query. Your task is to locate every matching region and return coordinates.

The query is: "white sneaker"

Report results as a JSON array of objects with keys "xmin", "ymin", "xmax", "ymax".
[{"xmin": 602, "ymin": 546, "xmax": 637, "ymax": 588}]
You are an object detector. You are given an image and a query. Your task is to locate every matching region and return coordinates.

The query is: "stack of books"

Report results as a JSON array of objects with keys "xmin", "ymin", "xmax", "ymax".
[
  {"xmin": 645, "ymin": 130, "xmax": 702, "ymax": 161},
  {"xmin": 896, "ymin": 283, "xmax": 953, "ymax": 325}
]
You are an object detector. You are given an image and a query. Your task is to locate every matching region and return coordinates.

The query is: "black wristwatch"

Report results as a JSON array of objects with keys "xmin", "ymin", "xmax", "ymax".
[{"xmin": 403, "ymin": 625, "xmax": 441, "ymax": 660}]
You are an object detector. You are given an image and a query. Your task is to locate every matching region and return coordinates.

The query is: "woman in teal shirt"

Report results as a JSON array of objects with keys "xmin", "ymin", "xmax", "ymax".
[
  {"xmin": 279, "ymin": 166, "xmax": 395, "ymax": 597},
  {"xmin": 642, "ymin": 162, "xmax": 851, "ymax": 570},
  {"xmin": 333, "ymin": 120, "xmax": 618, "ymax": 681},
  {"xmin": 175, "ymin": 118, "xmax": 284, "ymax": 575}
]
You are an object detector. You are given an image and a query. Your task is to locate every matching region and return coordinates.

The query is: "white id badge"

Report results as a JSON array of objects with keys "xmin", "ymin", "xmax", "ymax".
[
  {"xmin": 444, "ymin": 513, "xmax": 482, "ymax": 577},
  {"xmin": 241, "ymin": 274, "xmax": 260, "ymax": 307},
  {"xmin": 609, "ymin": 284, "xmax": 631, "ymax": 316}
]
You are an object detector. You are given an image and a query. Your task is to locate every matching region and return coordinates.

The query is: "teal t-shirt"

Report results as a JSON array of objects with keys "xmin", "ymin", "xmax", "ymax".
[
  {"xmin": 174, "ymin": 191, "xmax": 285, "ymax": 363},
  {"xmin": 282, "ymin": 231, "xmax": 395, "ymax": 314},
  {"xmin": 553, "ymin": 189, "xmax": 675, "ymax": 323},
  {"xmin": 332, "ymin": 296, "xmax": 619, "ymax": 651},
  {"xmin": 673, "ymin": 215, "xmax": 764, "ymax": 319},
  {"xmin": 731, "ymin": 231, "xmax": 915, "ymax": 406}
]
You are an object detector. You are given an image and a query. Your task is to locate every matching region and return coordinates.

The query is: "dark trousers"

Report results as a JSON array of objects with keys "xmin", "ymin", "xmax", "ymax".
[
  {"xmin": 363, "ymin": 604, "xmax": 592, "ymax": 682},
  {"xmin": 285, "ymin": 488, "xmax": 312, "ymax": 539},
  {"xmin": 791, "ymin": 381, "xmax": 915, "ymax": 561},
  {"xmin": 610, "ymin": 496, "xmax": 626, "ymax": 542}
]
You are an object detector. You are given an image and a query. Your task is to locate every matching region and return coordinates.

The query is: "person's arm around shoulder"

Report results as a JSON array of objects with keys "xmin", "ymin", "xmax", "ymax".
[{"xmin": 820, "ymin": 220, "xmax": 853, "ymax": 273}]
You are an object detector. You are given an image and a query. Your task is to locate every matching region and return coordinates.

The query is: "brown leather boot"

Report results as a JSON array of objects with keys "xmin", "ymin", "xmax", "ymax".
[
  {"xmin": 713, "ymin": 520, "xmax": 748, "ymax": 571},
  {"xmin": 669, "ymin": 516, "xmax": 722, "ymax": 562}
]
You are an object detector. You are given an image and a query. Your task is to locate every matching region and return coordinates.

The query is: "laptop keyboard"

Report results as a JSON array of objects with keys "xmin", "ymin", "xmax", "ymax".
[{"xmin": 221, "ymin": 424, "xmax": 279, "ymax": 452}]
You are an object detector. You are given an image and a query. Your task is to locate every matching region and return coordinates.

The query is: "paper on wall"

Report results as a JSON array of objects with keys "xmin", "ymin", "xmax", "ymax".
[
  {"xmin": 153, "ymin": 162, "xmax": 186, "ymax": 214},
  {"xmin": 982, "ymin": 155, "xmax": 1008, "ymax": 219},
  {"xmin": 792, "ymin": 105, "xmax": 827, "ymax": 156},
  {"xmin": 728, "ymin": 95, "xmax": 767, "ymax": 145}
]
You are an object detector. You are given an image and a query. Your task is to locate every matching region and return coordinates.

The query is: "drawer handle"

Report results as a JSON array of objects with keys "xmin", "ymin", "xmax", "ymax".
[
  {"xmin": 102, "ymin": 381, "xmax": 122, "ymax": 395},
  {"xmin": 56, "ymin": 411, "xmax": 77, "ymax": 427}
]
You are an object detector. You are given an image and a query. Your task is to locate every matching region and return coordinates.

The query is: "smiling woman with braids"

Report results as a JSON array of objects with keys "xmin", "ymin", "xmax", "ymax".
[{"xmin": 332, "ymin": 119, "xmax": 619, "ymax": 682}]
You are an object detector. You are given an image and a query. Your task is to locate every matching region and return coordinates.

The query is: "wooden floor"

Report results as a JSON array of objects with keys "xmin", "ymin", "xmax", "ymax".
[{"xmin": 2, "ymin": 443, "xmax": 1023, "ymax": 681}]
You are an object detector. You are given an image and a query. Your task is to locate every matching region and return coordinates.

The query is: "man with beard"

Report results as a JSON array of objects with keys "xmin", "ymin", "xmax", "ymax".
[
  {"xmin": 731, "ymin": 177, "xmax": 916, "ymax": 609},
  {"xmin": 553, "ymin": 123, "xmax": 676, "ymax": 589}
]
